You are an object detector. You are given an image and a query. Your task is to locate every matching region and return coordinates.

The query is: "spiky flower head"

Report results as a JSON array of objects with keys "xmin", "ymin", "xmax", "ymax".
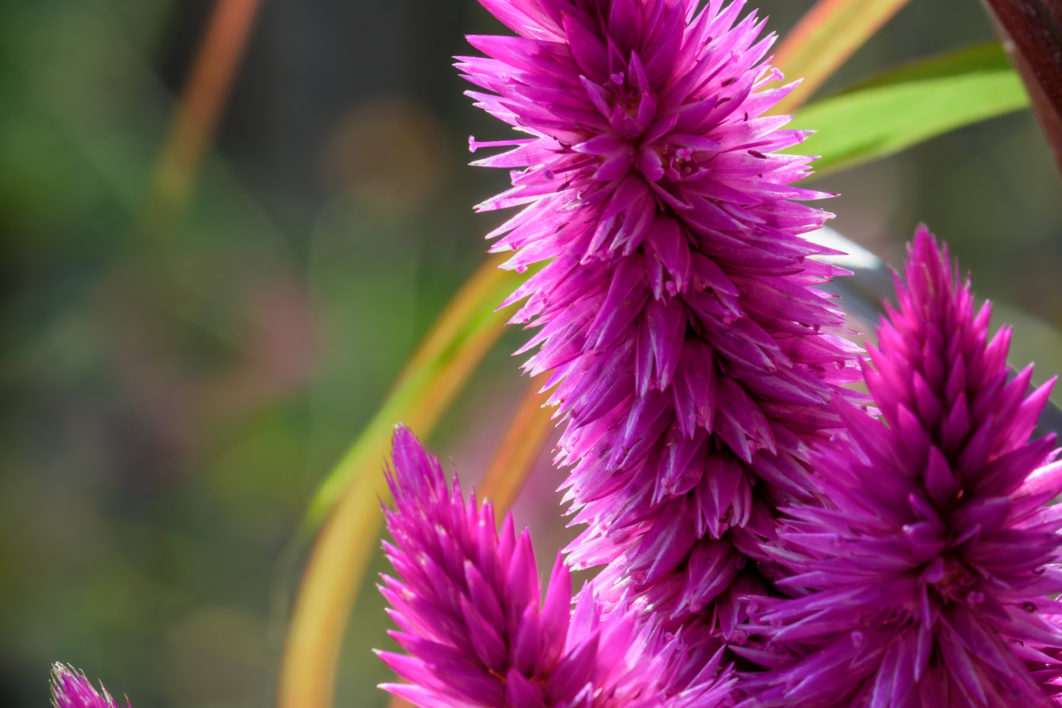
[
  {"xmin": 376, "ymin": 425, "xmax": 734, "ymax": 707},
  {"xmin": 50, "ymin": 664, "xmax": 130, "ymax": 708},
  {"xmin": 744, "ymin": 226, "xmax": 1062, "ymax": 706},
  {"xmin": 459, "ymin": 0, "xmax": 856, "ymax": 632}
]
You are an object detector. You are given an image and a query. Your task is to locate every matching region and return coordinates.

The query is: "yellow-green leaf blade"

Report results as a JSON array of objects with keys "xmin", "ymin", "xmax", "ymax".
[{"xmin": 794, "ymin": 43, "xmax": 1030, "ymax": 179}]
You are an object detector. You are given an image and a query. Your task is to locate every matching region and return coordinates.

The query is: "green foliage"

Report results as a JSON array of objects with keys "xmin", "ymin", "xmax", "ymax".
[{"xmin": 792, "ymin": 43, "xmax": 1030, "ymax": 177}]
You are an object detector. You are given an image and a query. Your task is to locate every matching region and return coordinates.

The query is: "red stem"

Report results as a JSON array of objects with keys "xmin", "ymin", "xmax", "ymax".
[{"xmin": 982, "ymin": 0, "xmax": 1062, "ymax": 177}]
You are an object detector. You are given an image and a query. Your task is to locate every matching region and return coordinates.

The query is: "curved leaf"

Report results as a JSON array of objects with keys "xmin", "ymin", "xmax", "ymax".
[{"xmin": 792, "ymin": 43, "xmax": 1030, "ymax": 178}]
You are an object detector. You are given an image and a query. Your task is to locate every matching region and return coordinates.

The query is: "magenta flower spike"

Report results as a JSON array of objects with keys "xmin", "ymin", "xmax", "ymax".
[
  {"xmin": 50, "ymin": 664, "xmax": 130, "ymax": 708},
  {"xmin": 376, "ymin": 425, "xmax": 734, "ymax": 707},
  {"xmin": 458, "ymin": 0, "xmax": 857, "ymax": 634},
  {"xmin": 742, "ymin": 227, "xmax": 1062, "ymax": 706}
]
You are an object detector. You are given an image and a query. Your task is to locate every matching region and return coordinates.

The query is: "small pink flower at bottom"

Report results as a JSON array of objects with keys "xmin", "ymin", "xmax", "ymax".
[
  {"xmin": 51, "ymin": 663, "xmax": 130, "ymax": 708},
  {"xmin": 376, "ymin": 425, "xmax": 734, "ymax": 707}
]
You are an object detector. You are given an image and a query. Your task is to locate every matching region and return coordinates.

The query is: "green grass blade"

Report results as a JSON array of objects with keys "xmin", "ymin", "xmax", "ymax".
[{"xmin": 793, "ymin": 43, "xmax": 1031, "ymax": 178}]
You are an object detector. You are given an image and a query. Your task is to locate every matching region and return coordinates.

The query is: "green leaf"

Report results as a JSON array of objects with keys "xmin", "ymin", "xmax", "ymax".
[{"xmin": 792, "ymin": 43, "xmax": 1030, "ymax": 178}]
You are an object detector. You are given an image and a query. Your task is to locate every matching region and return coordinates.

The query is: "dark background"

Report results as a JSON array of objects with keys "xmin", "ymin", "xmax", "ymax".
[{"xmin": 2, "ymin": 1, "xmax": 1060, "ymax": 706}]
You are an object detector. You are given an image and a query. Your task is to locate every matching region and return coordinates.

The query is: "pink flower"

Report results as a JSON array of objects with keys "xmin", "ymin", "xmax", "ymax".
[
  {"xmin": 743, "ymin": 227, "xmax": 1062, "ymax": 706},
  {"xmin": 50, "ymin": 664, "xmax": 130, "ymax": 708},
  {"xmin": 459, "ymin": 0, "xmax": 856, "ymax": 639},
  {"xmin": 376, "ymin": 425, "xmax": 734, "ymax": 707}
]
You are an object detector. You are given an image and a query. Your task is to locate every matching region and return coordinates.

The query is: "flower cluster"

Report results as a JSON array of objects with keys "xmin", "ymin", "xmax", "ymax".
[
  {"xmin": 28, "ymin": 1, "xmax": 1062, "ymax": 707},
  {"xmin": 370, "ymin": 1, "xmax": 1062, "ymax": 706},
  {"xmin": 377, "ymin": 425, "xmax": 733, "ymax": 707},
  {"xmin": 376, "ymin": 229, "xmax": 1062, "ymax": 705},
  {"xmin": 458, "ymin": 0, "xmax": 857, "ymax": 641},
  {"xmin": 742, "ymin": 227, "xmax": 1062, "ymax": 705},
  {"xmin": 50, "ymin": 663, "xmax": 130, "ymax": 708}
]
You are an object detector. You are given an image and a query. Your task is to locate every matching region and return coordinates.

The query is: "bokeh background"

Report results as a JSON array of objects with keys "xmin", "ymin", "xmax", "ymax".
[{"xmin": 2, "ymin": 1, "xmax": 1060, "ymax": 706}]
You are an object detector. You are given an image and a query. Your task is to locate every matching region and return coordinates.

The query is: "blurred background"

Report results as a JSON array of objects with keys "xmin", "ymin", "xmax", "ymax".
[{"xmin": 1, "ymin": 1, "xmax": 1060, "ymax": 706}]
